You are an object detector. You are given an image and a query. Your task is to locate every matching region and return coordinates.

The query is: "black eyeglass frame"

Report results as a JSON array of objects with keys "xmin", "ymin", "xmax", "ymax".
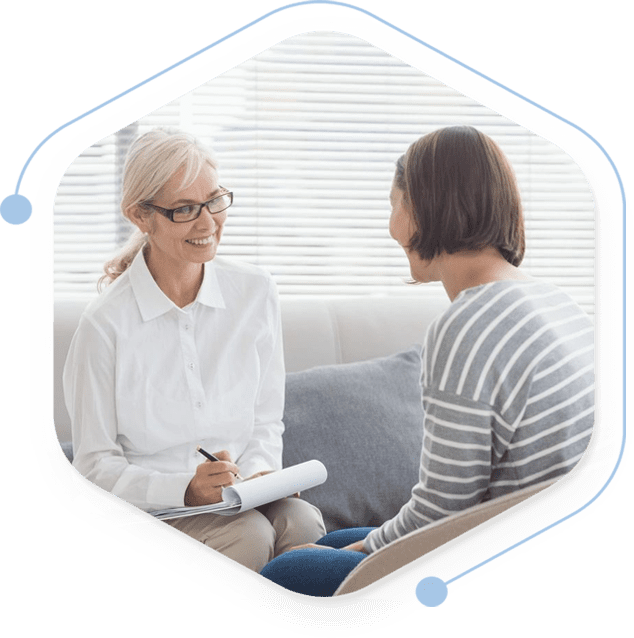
[{"xmin": 141, "ymin": 188, "xmax": 233, "ymax": 223}]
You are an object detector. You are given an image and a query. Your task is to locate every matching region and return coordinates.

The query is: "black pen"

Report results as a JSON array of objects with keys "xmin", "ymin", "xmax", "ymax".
[{"xmin": 196, "ymin": 446, "xmax": 244, "ymax": 480}]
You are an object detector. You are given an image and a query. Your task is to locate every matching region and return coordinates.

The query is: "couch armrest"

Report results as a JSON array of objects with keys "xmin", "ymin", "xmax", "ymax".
[{"xmin": 334, "ymin": 478, "xmax": 557, "ymax": 596}]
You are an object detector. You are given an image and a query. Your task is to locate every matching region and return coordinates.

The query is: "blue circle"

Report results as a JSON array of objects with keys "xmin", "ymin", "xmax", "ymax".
[
  {"xmin": 416, "ymin": 576, "xmax": 448, "ymax": 607},
  {"xmin": 1, "ymin": 194, "xmax": 32, "ymax": 225}
]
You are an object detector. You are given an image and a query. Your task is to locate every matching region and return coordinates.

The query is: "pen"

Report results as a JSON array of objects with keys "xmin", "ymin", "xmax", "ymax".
[{"xmin": 196, "ymin": 446, "xmax": 244, "ymax": 480}]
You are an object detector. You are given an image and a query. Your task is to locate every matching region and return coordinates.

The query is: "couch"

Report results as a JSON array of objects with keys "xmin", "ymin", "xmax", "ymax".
[{"xmin": 54, "ymin": 293, "xmax": 554, "ymax": 595}]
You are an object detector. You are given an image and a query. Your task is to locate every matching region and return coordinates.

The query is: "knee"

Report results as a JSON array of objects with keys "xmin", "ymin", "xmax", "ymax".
[
  {"xmin": 260, "ymin": 547, "xmax": 365, "ymax": 597},
  {"xmin": 267, "ymin": 498, "xmax": 326, "ymax": 535},
  {"xmin": 264, "ymin": 498, "xmax": 326, "ymax": 554},
  {"xmin": 238, "ymin": 511, "xmax": 277, "ymax": 564},
  {"xmin": 207, "ymin": 511, "xmax": 277, "ymax": 572}
]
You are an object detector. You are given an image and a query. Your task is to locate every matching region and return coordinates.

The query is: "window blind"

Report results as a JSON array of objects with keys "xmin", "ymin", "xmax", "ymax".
[{"xmin": 54, "ymin": 32, "xmax": 594, "ymax": 315}]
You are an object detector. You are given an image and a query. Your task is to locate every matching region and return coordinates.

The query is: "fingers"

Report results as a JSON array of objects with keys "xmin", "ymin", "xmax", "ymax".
[
  {"xmin": 185, "ymin": 466, "xmax": 233, "ymax": 506},
  {"xmin": 210, "ymin": 450, "xmax": 244, "ymax": 480},
  {"xmin": 185, "ymin": 450, "xmax": 242, "ymax": 507},
  {"xmin": 197, "ymin": 462, "xmax": 237, "ymax": 488},
  {"xmin": 198, "ymin": 450, "xmax": 240, "ymax": 476}
]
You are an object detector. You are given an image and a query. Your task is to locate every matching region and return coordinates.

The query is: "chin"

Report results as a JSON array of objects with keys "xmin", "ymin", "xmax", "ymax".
[
  {"xmin": 408, "ymin": 255, "xmax": 436, "ymax": 284},
  {"xmin": 200, "ymin": 248, "xmax": 218, "ymax": 263},
  {"xmin": 408, "ymin": 263, "xmax": 424, "ymax": 283}
]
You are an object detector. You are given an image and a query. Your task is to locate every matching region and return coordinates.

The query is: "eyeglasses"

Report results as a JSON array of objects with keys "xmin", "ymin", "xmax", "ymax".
[{"xmin": 141, "ymin": 188, "xmax": 233, "ymax": 223}]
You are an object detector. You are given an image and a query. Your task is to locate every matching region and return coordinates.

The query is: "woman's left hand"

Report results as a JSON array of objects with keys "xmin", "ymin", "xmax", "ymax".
[
  {"xmin": 289, "ymin": 540, "xmax": 368, "ymax": 553},
  {"xmin": 341, "ymin": 540, "xmax": 368, "ymax": 553}
]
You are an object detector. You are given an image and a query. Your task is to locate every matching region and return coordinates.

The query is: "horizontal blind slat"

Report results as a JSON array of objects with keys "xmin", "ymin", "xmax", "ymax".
[{"xmin": 54, "ymin": 32, "xmax": 594, "ymax": 316}]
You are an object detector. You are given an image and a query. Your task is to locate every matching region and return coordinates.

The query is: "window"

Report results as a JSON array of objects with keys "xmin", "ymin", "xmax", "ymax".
[{"xmin": 54, "ymin": 32, "xmax": 594, "ymax": 315}]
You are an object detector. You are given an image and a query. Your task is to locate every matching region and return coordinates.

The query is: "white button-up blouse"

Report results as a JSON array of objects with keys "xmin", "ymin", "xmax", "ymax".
[{"xmin": 63, "ymin": 250, "xmax": 285, "ymax": 512}]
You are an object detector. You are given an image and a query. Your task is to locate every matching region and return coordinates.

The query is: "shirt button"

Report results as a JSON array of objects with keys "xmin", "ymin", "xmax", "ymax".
[
  {"xmin": 195, "ymin": 401, "xmax": 202, "ymax": 409},
  {"xmin": 184, "ymin": 324, "xmax": 190, "ymax": 330},
  {"xmin": 188, "ymin": 362, "xmax": 195, "ymax": 370}
]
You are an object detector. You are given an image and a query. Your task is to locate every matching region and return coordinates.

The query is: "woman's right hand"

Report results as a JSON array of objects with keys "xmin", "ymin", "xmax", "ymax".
[{"xmin": 184, "ymin": 450, "xmax": 241, "ymax": 506}]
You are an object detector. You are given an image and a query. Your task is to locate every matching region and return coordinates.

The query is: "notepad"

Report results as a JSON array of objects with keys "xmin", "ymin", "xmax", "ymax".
[{"xmin": 149, "ymin": 459, "xmax": 327, "ymax": 521}]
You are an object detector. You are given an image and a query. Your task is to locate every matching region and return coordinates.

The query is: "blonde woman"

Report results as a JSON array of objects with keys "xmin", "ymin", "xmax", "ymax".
[{"xmin": 63, "ymin": 129, "xmax": 325, "ymax": 571}]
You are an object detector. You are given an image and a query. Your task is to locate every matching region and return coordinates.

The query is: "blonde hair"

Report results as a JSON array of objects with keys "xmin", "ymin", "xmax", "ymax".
[{"xmin": 99, "ymin": 128, "xmax": 218, "ymax": 290}]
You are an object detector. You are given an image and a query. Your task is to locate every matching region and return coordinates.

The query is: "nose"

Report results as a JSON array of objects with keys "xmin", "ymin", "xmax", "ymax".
[{"xmin": 198, "ymin": 205, "xmax": 219, "ymax": 225}]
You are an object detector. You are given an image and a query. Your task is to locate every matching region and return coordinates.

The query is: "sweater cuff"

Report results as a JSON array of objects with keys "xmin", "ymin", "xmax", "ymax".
[{"xmin": 362, "ymin": 528, "xmax": 384, "ymax": 554}]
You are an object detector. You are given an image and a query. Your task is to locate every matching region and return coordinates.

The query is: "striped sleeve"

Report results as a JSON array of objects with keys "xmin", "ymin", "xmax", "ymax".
[
  {"xmin": 363, "ymin": 388, "xmax": 510, "ymax": 552},
  {"xmin": 362, "ymin": 280, "xmax": 594, "ymax": 554}
]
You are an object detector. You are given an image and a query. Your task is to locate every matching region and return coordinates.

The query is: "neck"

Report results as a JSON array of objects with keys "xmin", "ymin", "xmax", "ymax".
[
  {"xmin": 434, "ymin": 248, "xmax": 531, "ymax": 302},
  {"xmin": 143, "ymin": 246, "xmax": 204, "ymax": 308}
]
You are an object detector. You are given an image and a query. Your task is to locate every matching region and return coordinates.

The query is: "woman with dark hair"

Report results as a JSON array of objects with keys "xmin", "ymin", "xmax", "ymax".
[{"xmin": 259, "ymin": 125, "xmax": 594, "ymax": 595}]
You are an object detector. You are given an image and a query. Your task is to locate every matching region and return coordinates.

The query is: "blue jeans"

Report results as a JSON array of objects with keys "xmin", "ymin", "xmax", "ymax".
[{"xmin": 259, "ymin": 527, "xmax": 376, "ymax": 597}]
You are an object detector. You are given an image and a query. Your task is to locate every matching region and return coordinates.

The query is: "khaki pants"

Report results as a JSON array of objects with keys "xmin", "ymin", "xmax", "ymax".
[{"xmin": 166, "ymin": 497, "xmax": 326, "ymax": 572}]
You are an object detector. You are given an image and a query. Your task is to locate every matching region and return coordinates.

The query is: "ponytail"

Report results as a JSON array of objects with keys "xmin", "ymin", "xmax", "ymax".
[{"xmin": 98, "ymin": 229, "xmax": 148, "ymax": 291}]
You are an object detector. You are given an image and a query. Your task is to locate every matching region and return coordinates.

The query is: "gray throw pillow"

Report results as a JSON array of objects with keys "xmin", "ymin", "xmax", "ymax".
[{"xmin": 282, "ymin": 346, "xmax": 424, "ymax": 532}]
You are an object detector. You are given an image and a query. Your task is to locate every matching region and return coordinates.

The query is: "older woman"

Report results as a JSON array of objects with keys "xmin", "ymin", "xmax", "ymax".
[
  {"xmin": 260, "ymin": 125, "xmax": 594, "ymax": 595},
  {"xmin": 63, "ymin": 129, "xmax": 325, "ymax": 571}
]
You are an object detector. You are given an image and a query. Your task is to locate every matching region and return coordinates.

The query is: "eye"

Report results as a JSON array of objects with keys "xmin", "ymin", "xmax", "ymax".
[{"xmin": 173, "ymin": 205, "xmax": 195, "ymax": 216}]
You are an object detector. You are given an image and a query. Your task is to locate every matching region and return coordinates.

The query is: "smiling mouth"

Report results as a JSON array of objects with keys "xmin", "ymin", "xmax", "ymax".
[{"xmin": 186, "ymin": 237, "xmax": 214, "ymax": 245}]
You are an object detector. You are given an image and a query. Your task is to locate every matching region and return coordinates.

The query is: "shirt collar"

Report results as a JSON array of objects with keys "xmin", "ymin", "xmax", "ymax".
[{"xmin": 129, "ymin": 248, "xmax": 226, "ymax": 322}]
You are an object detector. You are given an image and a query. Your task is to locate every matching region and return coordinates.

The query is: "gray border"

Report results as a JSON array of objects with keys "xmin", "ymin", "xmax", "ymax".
[{"xmin": 30, "ymin": 14, "xmax": 631, "ymax": 636}]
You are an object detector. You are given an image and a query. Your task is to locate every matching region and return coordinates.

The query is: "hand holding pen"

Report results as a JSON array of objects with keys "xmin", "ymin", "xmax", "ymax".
[
  {"xmin": 192, "ymin": 447, "xmax": 300, "ymax": 501},
  {"xmin": 196, "ymin": 446, "xmax": 245, "ymax": 480},
  {"xmin": 184, "ymin": 448, "xmax": 242, "ymax": 507}
]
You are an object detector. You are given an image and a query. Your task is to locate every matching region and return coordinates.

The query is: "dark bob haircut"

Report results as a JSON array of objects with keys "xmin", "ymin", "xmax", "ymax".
[{"xmin": 394, "ymin": 125, "xmax": 525, "ymax": 267}]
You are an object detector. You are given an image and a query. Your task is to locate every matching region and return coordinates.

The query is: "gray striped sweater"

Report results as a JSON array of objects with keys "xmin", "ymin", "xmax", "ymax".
[{"xmin": 364, "ymin": 280, "xmax": 594, "ymax": 553}]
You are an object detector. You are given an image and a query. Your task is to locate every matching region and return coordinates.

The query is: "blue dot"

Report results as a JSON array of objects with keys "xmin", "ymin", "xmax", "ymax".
[
  {"xmin": 1, "ymin": 194, "xmax": 32, "ymax": 225},
  {"xmin": 416, "ymin": 576, "xmax": 448, "ymax": 607}
]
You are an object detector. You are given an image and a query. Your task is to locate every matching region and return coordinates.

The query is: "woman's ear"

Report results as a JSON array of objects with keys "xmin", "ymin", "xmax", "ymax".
[{"xmin": 127, "ymin": 204, "xmax": 152, "ymax": 235}]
